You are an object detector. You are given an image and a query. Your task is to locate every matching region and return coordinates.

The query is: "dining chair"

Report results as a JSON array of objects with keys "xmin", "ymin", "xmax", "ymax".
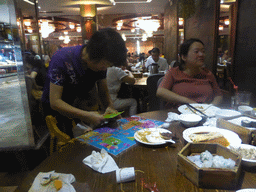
[
  {"xmin": 45, "ymin": 115, "xmax": 73, "ymax": 155},
  {"xmin": 146, "ymin": 74, "xmax": 164, "ymax": 111}
]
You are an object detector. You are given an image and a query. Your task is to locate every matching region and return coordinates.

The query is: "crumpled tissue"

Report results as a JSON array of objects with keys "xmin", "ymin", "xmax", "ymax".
[
  {"xmin": 29, "ymin": 170, "xmax": 76, "ymax": 192},
  {"xmin": 83, "ymin": 148, "xmax": 119, "ymax": 173}
]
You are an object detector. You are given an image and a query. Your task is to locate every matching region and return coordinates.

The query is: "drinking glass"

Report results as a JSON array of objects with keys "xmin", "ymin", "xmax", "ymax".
[{"xmin": 236, "ymin": 91, "xmax": 251, "ymax": 106}]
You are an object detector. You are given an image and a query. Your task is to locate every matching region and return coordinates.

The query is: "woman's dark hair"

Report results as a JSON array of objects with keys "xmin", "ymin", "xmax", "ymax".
[
  {"xmin": 178, "ymin": 38, "xmax": 204, "ymax": 70},
  {"xmin": 86, "ymin": 28, "xmax": 127, "ymax": 67}
]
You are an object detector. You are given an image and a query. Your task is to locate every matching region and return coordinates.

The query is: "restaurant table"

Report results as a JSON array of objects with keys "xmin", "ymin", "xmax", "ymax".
[{"xmin": 16, "ymin": 110, "xmax": 256, "ymax": 192}]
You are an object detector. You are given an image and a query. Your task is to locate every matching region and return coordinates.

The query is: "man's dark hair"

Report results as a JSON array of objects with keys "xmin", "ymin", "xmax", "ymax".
[
  {"xmin": 151, "ymin": 47, "xmax": 160, "ymax": 55},
  {"xmin": 178, "ymin": 38, "xmax": 204, "ymax": 70},
  {"xmin": 86, "ymin": 28, "xmax": 127, "ymax": 66}
]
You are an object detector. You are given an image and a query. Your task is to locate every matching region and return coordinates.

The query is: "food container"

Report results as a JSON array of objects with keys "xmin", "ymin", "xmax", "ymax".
[{"xmin": 177, "ymin": 143, "xmax": 242, "ymax": 189}]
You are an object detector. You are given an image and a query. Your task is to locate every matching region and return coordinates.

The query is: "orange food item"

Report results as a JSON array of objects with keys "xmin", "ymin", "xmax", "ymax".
[
  {"xmin": 54, "ymin": 180, "xmax": 62, "ymax": 191},
  {"xmin": 203, "ymin": 137, "xmax": 230, "ymax": 147}
]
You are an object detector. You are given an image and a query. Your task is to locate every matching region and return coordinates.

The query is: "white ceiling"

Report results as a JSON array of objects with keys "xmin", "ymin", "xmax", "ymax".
[{"xmin": 37, "ymin": 0, "xmax": 170, "ymax": 21}]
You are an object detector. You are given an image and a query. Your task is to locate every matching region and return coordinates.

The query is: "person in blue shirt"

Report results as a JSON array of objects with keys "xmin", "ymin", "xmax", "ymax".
[{"xmin": 42, "ymin": 28, "xmax": 127, "ymax": 137}]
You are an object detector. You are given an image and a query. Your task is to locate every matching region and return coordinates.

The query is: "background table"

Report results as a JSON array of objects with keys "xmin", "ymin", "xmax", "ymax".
[{"xmin": 16, "ymin": 110, "xmax": 256, "ymax": 192}]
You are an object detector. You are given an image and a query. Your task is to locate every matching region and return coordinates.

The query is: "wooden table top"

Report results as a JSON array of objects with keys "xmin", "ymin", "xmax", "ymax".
[
  {"xmin": 16, "ymin": 110, "xmax": 256, "ymax": 192},
  {"xmin": 134, "ymin": 77, "xmax": 147, "ymax": 87}
]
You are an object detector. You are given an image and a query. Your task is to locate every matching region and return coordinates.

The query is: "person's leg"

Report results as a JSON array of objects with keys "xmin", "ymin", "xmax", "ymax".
[{"xmin": 113, "ymin": 98, "xmax": 137, "ymax": 116}]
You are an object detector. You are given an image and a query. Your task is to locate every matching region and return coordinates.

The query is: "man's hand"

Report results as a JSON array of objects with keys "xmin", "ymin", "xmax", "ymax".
[
  {"xmin": 104, "ymin": 107, "xmax": 122, "ymax": 119},
  {"xmin": 83, "ymin": 111, "xmax": 105, "ymax": 128}
]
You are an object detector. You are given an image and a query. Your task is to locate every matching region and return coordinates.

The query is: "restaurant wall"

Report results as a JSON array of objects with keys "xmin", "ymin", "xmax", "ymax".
[
  {"xmin": 125, "ymin": 38, "xmax": 154, "ymax": 56},
  {"xmin": 164, "ymin": 0, "xmax": 178, "ymax": 64},
  {"xmin": 184, "ymin": 0, "xmax": 218, "ymax": 72},
  {"xmin": 233, "ymin": 0, "xmax": 256, "ymax": 104}
]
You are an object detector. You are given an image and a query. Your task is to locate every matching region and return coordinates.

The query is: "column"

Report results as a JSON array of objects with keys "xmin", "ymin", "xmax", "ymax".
[{"xmin": 80, "ymin": 4, "xmax": 97, "ymax": 42}]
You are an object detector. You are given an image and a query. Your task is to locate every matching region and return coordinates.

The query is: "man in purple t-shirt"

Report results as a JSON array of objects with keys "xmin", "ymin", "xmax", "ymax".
[{"xmin": 42, "ymin": 28, "xmax": 127, "ymax": 137}]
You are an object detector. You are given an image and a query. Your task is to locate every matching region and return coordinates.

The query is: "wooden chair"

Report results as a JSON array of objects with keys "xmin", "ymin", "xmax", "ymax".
[{"xmin": 45, "ymin": 115, "xmax": 72, "ymax": 155}]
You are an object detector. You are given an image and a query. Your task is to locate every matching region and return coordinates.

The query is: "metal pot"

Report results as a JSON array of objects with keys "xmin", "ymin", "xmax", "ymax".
[{"xmin": 147, "ymin": 63, "xmax": 159, "ymax": 74}]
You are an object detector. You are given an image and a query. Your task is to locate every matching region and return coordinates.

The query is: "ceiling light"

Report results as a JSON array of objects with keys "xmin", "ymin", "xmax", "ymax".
[
  {"xmin": 69, "ymin": 23, "xmax": 75, "ymax": 29},
  {"xmin": 27, "ymin": 27, "xmax": 33, "ymax": 33},
  {"xmin": 76, "ymin": 27, "xmax": 81, "ymax": 33},
  {"xmin": 64, "ymin": 36, "xmax": 70, "ymax": 44},
  {"xmin": 179, "ymin": 18, "xmax": 184, "ymax": 26},
  {"xmin": 224, "ymin": 19, "xmax": 229, "ymax": 25},
  {"xmin": 23, "ymin": 0, "xmax": 35, "ymax": 5},
  {"xmin": 219, "ymin": 25, "xmax": 224, "ymax": 31},
  {"xmin": 24, "ymin": 20, "xmax": 31, "ymax": 26},
  {"xmin": 59, "ymin": 36, "xmax": 64, "ymax": 40},
  {"xmin": 131, "ymin": 28, "xmax": 135, "ymax": 33},
  {"xmin": 64, "ymin": 31, "xmax": 68, "ymax": 35},
  {"xmin": 117, "ymin": 26, "xmax": 121, "ymax": 30}
]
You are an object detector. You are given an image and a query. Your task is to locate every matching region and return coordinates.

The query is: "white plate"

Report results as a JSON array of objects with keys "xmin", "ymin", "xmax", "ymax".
[
  {"xmin": 178, "ymin": 104, "xmax": 220, "ymax": 117},
  {"xmin": 228, "ymin": 117, "xmax": 256, "ymax": 130},
  {"xmin": 215, "ymin": 109, "xmax": 241, "ymax": 118},
  {"xmin": 236, "ymin": 189, "xmax": 256, "ymax": 192},
  {"xmin": 183, "ymin": 126, "xmax": 242, "ymax": 147},
  {"xmin": 229, "ymin": 144, "xmax": 256, "ymax": 167},
  {"xmin": 134, "ymin": 128, "xmax": 174, "ymax": 145}
]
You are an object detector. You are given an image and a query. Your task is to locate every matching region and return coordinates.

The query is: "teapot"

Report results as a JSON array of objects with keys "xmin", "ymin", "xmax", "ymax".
[{"xmin": 147, "ymin": 63, "xmax": 159, "ymax": 74}]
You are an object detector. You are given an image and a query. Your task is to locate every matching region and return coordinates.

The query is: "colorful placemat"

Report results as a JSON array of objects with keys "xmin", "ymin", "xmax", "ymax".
[{"xmin": 77, "ymin": 116, "xmax": 164, "ymax": 156}]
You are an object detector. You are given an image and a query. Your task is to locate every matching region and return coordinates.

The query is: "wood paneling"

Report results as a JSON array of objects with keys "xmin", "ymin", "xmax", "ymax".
[
  {"xmin": 184, "ymin": 0, "xmax": 218, "ymax": 72},
  {"xmin": 164, "ymin": 0, "xmax": 178, "ymax": 64},
  {"xmin": 233, "ymin": 0, "xmax": 256, "ymax": 105}
]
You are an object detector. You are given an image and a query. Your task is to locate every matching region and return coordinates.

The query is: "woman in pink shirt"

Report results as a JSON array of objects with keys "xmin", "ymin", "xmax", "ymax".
[{"xmin": 157, "ymin": 38, "xmax": 222, "ymax": 108}]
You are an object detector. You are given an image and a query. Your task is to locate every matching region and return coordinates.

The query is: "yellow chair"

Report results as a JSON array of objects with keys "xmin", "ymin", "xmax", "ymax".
[{"xmin": 45, "ymin": 115, "xmax": 72, "ymax": 155}]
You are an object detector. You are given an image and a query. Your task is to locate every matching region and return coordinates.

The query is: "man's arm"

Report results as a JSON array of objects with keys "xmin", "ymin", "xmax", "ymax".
[{"xmin": 49, "ymin": 82, "xmax": 104, "ymax": 126}]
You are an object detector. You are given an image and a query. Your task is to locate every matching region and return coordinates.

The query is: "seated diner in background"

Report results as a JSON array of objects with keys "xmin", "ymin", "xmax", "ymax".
[
  {"xmin": 157, "ymin": 38, "xmax": 223, "ymax": 108},
  {"xmin": 107, "ymin": 63, "xmax": 137, "ymax": 116},
  {"xmin": 41, "ymin": 28, "xmax": 127, "ymax": 137},
  {"xmin": 145, "ymin": 47, "xmax": 169, "ymax": 71}
]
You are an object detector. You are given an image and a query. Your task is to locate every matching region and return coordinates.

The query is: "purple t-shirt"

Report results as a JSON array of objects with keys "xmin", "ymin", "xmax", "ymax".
[{"xmin": 41, "ymin": 45, "xmax": 106, "ymax": 105}]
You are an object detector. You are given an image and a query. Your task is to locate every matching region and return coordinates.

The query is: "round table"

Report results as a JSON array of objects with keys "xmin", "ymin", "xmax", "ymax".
[{"xmin": 16, "ymin": 110, "xmax": 256, "ymax": 192}]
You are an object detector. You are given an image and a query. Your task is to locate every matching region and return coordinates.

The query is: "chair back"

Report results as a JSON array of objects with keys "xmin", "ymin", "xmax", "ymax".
[
  {"xmin": 45, "ymin": 115, "xmax": 71, "ymax": 155},
  {"xmin": 147, "ymin": 74, "xmax": 164, "ymax": 111}
]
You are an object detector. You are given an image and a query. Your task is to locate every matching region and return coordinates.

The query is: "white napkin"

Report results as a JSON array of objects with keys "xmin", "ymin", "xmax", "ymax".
[
  {"xmin": 165, "ymin": 112, "xmax": 180, "ymax": 123},
  {"xmin": 203, "ymin": 117, "xmax": 217, "ymax": 127},
  {"xmin": 29, "ymin": 170, "xmax": 76, "ymax": 192},
  {"xmin": 83, "ymin": 148, "xmax": 119, "ymax": 173}
]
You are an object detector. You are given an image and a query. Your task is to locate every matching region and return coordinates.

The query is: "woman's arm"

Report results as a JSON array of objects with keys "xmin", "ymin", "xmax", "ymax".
[
  {"xmin": 121, "ymin": 70, "xmax": 135, "ymax": 84},
  {"xmin": 49, "ymin": 82, "xmax": 104, "ymax": 127},
  {"xmin": 156, "ymin": 87, "xmax": 197, "ymax": 104}
]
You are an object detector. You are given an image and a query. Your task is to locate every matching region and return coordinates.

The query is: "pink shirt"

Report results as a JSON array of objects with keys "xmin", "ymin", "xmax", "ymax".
[{"xmin": 159, "ymin": 67, "xmax": 222, "ymax": 107}]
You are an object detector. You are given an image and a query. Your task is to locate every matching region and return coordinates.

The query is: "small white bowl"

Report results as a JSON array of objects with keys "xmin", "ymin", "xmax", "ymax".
[
  {"xmin": 238, "ymin": 105, "xmax": 253, "ymax": 115},
  {"xmin": 230, "ymin": 144, "xmax": 256, "ymax": 167},
  {"xmin": 179, "ymin": 114, "xmax": 202, "ymax": 127},
  {"xmin": 215, "ymin": 109, "xmax": 241, "ymax": 119}
]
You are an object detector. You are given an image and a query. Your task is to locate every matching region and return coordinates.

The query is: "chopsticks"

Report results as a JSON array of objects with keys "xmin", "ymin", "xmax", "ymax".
[{"xmin": 185, "ymin": 103, "xmax": 209, "ymax": 118}]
